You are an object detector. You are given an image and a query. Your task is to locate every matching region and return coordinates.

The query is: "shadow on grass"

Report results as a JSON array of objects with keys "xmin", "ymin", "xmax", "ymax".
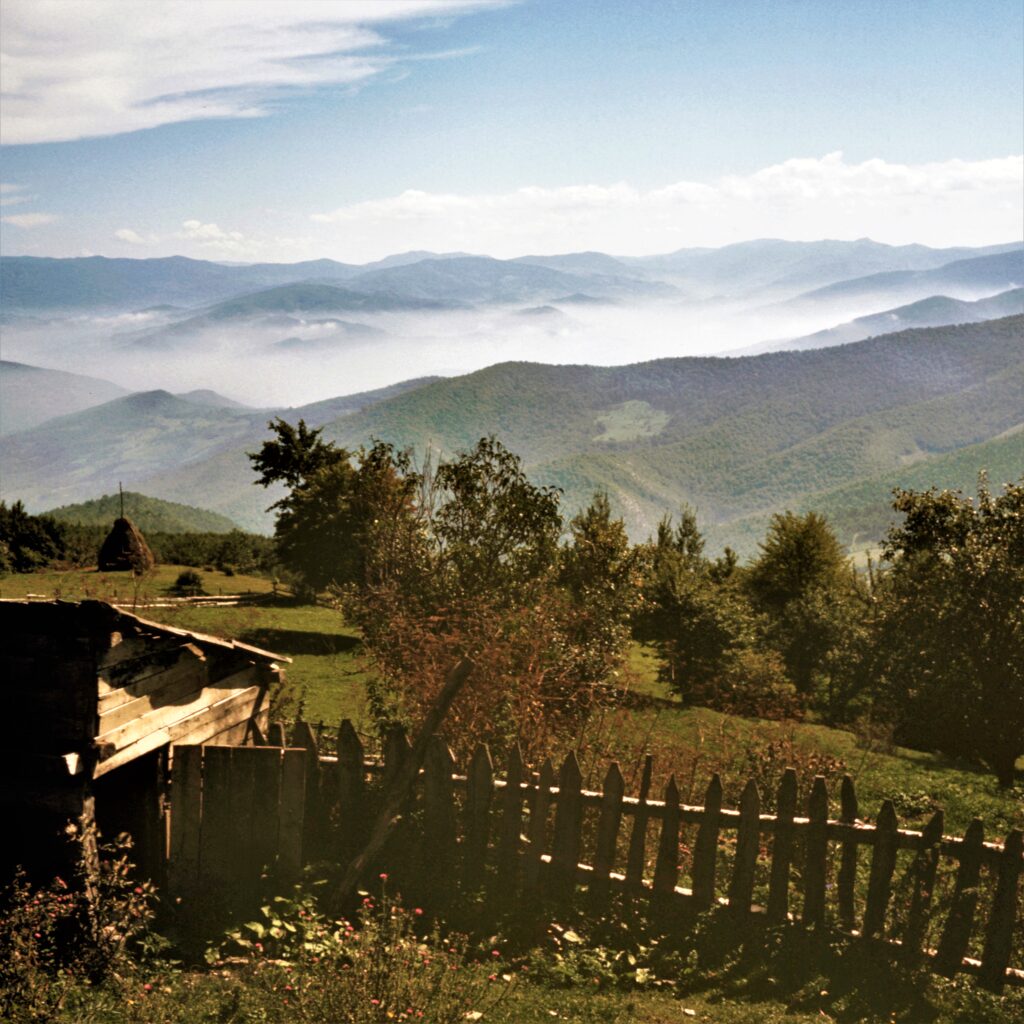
[{"xmin": 239, "ymin": 627, "xmax": 361, "ymax": 656}]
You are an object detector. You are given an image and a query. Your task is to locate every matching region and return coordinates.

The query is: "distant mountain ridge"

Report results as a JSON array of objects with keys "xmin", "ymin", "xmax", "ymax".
[
  {"xmin": 4, "ymin": 316, "xmax": 1019, "ymax": 549},
  {"xmin": 43, "ymin": 491, "xmax": 241, "ymax": 534}
]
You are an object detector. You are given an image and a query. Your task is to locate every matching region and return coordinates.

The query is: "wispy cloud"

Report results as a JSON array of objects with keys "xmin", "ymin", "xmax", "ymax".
[
  {"xmin": 0, "ymin": 0, "xmax": 495, "ymax": 145},
  {"xmin": 310, "ymin": 153, "xmax": 1024, "ymax": 255},
  {"xmin": 0, "ymin": 182, "xmax": 31, "ymax": 207},
  {"xmin": 114, "ymin": 227, "xmax": 158, "ymax": 245},
  {"xmin": 2, "ymin": 212, "xmax": 59, "ymax": 228}
]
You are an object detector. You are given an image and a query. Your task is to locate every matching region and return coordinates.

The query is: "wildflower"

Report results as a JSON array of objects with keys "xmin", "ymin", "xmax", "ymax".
[{"xmin": 413, "ymin": 907, "xmax": 424, "ymax": 916}]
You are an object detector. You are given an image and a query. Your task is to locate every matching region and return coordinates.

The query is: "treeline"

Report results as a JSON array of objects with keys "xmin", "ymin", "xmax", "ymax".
[
  {"xmin": 0, "ymin": 501, "xmax": 276, "ymax": 576},
  {"xmin": 251, "ymin": 420, "xmax": 1023, "ymax": 788}
]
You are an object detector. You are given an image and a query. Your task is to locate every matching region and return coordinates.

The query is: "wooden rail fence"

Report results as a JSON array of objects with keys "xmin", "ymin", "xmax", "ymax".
[{"xmin": 167, "ymin": 719, "xmax": 1023, "ymax": 991}]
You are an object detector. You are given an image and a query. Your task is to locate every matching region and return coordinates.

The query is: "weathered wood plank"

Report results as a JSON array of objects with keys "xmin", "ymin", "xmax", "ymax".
[
  {"xmin": 590, "ymin": 762, "xmax": 624, "ymax": 911},
  {"xmin": 249, "ymin": 747, "xmax": 283, "ymax": 881},
  {"xmin": 767, "ymin": 768, "xmax": 797, "ymax": 923},
  {"xmin": 278, "ymin": 748, "xmax": 307, "ymax": 880},
  {"xmin": 692, "ymin": 774, "xmax": 723, "ymax": 910},
  {"xmin": 523, "ymin": 760, "xmax": 554, "ymax": 897},
  {"xmin": 802, "ymin": 776, "xmax": 829, "ymax": 927},
  {"xmin": 197, "ymin": 746, "xmax": 235, "ymax": 888},
  {"xmin": 652, "ymin": 776, "xmax": 681, "ymax": 911},
  {"xmin": 291, "ymin": 721, "xmax": 321, "ymax": 859},
  {"xmin": 934, "ymin": 818, "xmax": 984, "ymax": 978},
  {"xmin": 728, "ymin": 779, "xmax": 760, "ymax": 916},
  {"xmin": 97, "ymin": 644, "xmax": 207, "ymax": 712},
  {"xmin": 625, "ymin": 755, "xmax": 654, "ymax": 894},
  {"xmin": 94, "ymin": 686, "xmax": 260, "ymax": 777},
  {"xmin": 383, "ymin": 724, "xmax": 411, "ymax": 793},
  {"xmin": 226, "ymin": 746, "xmax": 258, "ymax": 907},
  {"xmin": 552, "ymin": 752, "xmax": 584, "ymax": 892},
  {"xmin": 463, "ymin": 744, "xmax": 494, "ymax": 891},
  {"xmin": 837, "ymin": 775, "xmax": 859, "ymax": 931},
  {"xmin": 902, "ymin": 810, "xmax": 944, "ymax": 964},
  {"xmin": 978, "ymin": 829, "xmax": 1023, "ymax": 992},
  {"xmin": 167, "ymin": 744, "xmax": 202, "ymax": 898},
  {"xmin": 336, "ymin": 719, "xmax": 365, "ymax": 849},
  {"xmin": 423, "ymin": 737, "xmax": 458, "ymax": 905},
  {"xmin": 498, "ymin": 747, "xmax": 525, "ymax": 891},
  {"xmin": 862, "ymin": 800, "xmax": 898, "ymax": 939},
  {"xmin": 267, "ymin": 722, "xmax": 286, "ymax": 747}
]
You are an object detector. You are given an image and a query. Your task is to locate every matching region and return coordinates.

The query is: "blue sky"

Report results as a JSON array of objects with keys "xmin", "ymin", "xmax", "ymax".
[{"xmin": 1, "ymin": 0, "xmax": 1021, "ymax": 261}]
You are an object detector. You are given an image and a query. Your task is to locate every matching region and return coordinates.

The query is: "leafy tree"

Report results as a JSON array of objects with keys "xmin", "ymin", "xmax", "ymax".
[
  {"xmin": 745, "ymin": 511, "xmax": 852, "ymax": 696},
  {"xmin": 875, "ymin": 478, "xmax": 1024, "ymax": 787},
  {"xmin": 0, "ymin": 501, "xmax": 68, "ymax": 573}
]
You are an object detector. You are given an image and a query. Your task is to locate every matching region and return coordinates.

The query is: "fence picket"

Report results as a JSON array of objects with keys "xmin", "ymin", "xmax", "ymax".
[
  {"xmin": 652, "ymin": 776, "xmax": 681, "ymax": 911},
  {"xmin": 168, "ymin": 744, "xmax": 202, "ymax": 898},
  {"xmin": 862, "ymin": 800, "xmax": 898, "ymax": 938},
  {"xmin": 978, "ymin": 829, "xmax": 1023, "ymax": 992},
  {"xmin": 933, "ymin": 818, "xmax": 984, "ymax": 977},
  {"xmin": 524, "ymin": 760, "xmax": 554, "ymax": 897},
  {"xmin": 249, "ymin": 747, "xmax": 284, "ymax": 884},
  {"xmin": 267, "ymin": 721, "xmax": 286, "ymax": 747},
  {"xmin": 423, "ymin": 738, "xmax": 457, "ymax": 908},
  {"xmin": 590, "ymin": 762, "xmax": 624, "ymax": 911},
  {"xmin": 277, "ymin": 748, "xmax": 306, "ymax": 880},
  {"xmin": 498, "ymin": 747, "xmax": 525, "ymax": 891},
  {"xmin": 291, "ymin": 721, "xmax": 321, "ymax": 858},
  {"xmin": 625, "ymin": 755, "xmax": 654, "ymax": 893},
  {"xmin": 463, "ymin": 744, "xmax": 494, "ymax": 890},
  {"xmin": 837, "ymin": 775, "xmax": 859, "ymax": 931},
  {"xmin": 552, "ymin": 752, "xmax": 584, "ymax": 891},
  {"xmin": 902, "ymin": 810, "xmax": 943, "ymax": 964},
  {"xmin": 692, "ymin": 774, "xmax": 722, "ymax": 910},
  {"xmin": 802, "ymin": 776, "xmax": 829, "ymax": 927},
  {"xmin": 767, "ymin": 769, "xmax": 797, "ymax": 923},
  {"xmin": 197, "ymin": 746, "xmax": 236, "ymax": 888},
  {"xmin": 336, "ymin": 720, "xmax": 365, "ymax": 854},
  {"xmin": 728, "ymin": 779, "xmax": 760, "ymax": 916},
  {"xmin": 383, "ymin": 725, "xmax": 411, "ymax": 793}
]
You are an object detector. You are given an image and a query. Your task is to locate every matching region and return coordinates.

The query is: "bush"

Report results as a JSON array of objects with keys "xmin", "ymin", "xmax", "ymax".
[
  {"xmin": 172, "ymin": 569, "xmax": 204, "ymax": 596},
  {"xmin": 224, "ymin": 876, "xmax": 516, "ymax": 1024},
  {"xmin": 0, "ymin": 829, "xmax": 159, "ymax": 1023}
]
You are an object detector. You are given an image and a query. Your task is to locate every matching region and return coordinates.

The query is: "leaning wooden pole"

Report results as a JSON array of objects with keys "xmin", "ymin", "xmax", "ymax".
[{"xmin": 333, "ymin": 658, "xmax": 474, "ymax": 906}]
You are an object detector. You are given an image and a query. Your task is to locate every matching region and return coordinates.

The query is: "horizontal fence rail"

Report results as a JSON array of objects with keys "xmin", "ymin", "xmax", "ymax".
[{"xmin": 170, "ymin": 718, "xmax": 1023, "ymax": 992}]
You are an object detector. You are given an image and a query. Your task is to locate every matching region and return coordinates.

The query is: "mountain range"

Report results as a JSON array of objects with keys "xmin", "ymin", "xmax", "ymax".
[{"xmin": 3, "ymin": 315, "xmax": 1020, "ymax": 554}]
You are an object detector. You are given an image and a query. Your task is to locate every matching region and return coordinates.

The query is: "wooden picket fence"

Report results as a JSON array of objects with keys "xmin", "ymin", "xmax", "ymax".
[{"xmin": 167, "ymin": 718, "xmax": 1023, "ymax": 992}]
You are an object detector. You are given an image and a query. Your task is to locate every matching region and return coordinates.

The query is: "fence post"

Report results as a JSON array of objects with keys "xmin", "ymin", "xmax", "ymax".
[
  {"xmin": 591, "ymin": 762, "xmax": 624, "ymax": 911},
  {"xmin": 767, "ymin": 768, "xmax": 797, "ymax": 923},
  {"xmin": 249, "ymin": 746, "xmax": 284, "ymax": 887},
  {"xmin": 625, "ymin": 755, "xmax": 654, "ymax": 895},
  {"xmin": 933, "ymin": 818, "xmax": 984, "ymax": 978},
  {"xmin": 837, "ymin": 775, "xmax": 859, "ymax": 931},
  {"xmin": 862, "ymin": 800, "xmax": 898, "ymax": 939},
  {"xmin": 523, "ymin": 760, "xmax": 554, "ymax": 898},
  {"xmin": 692, "ymin": 774, "xmax": 722, "ymax": 911},
  {"xmin": 383, "ymin": 724, "xmax": 411, "ymax": 793},
  {"xmin": 552, "ymin": 752, "xmax": 583, "ymax": 893},
  {"xmin": 902, "ymin": 809, "xmax": 943, "ymax": 964},
  {"xmin": 728, "ymin": 779, "xmax": 760, "ymax": 917},
  {"xmin": 463, "ymin": 743, "xmax": 494, "ymax": 891},
  {"xmin": 652, "ymin": 775, "xmax": 681, "ymax": 913},
  {"xmin": 278, "ymin": 748, "xmax": 307, "ymax": 880},
  {"xmin": 498, "ymin": 747, "xmax": 525, "ymax": 893},
  {"xmin": 978, "ymin": 828, "xmax": 1023, "ymax": 992},
  {"xmin": 802, "ymin": 776, "xmax": 829, "ymax": 927}
]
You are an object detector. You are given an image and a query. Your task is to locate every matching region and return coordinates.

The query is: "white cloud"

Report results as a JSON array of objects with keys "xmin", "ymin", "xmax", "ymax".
[
  {"xmin": 310, "ymin": 153, "xmax": 1024, "ymax": 255},
  {"xmin": 0, "ymin": 182, "xmax": 31, "ymax": 207},
  {"xmin": 115, "ymin": 227, "xmax": 158, "ymax": 245},
  {"xmin": 2, "ymin": 212, "xmax": 58, "ymax": 228},
  {"xmin": 0, "ymin": 0, "xmax": 494, "ymax": 144}
]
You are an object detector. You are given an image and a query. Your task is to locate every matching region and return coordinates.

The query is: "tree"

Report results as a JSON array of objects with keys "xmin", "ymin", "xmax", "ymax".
[
  {"xmin": 875, "ymin": 478, "xmax": 1024, "ymax": 787},
  {"xmin": 745, "ymin": 511, "xmax": 852, "ymax": 696}
]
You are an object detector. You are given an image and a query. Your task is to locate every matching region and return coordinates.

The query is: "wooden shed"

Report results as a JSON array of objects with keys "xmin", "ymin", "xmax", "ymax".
[{"xmin": 0, "ymin": 599, "xmax": 288, "ymax": 881}]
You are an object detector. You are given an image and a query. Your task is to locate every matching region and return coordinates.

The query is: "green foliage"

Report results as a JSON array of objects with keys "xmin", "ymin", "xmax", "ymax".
[
  {"xmin": 221, "ymin": 878, "xmax": 516, "ymax": 1024},
  {"xmin": 0, "ymin": 829, "xmax": 161, "ymax": 1024},
  {"xmin": 44, "ymin": 491, "xmax": 239, "ymax": 534},
  {"xmin": 874, "ymin": 477, "xmax": 1024, "ymax": 786},
  {"xmin": 172, "ymin": 569, "xmax": 205, "ymax": 596},
  {"xmin": 0, "ymin": 499, "xmax": 68, "ymax": 573}
]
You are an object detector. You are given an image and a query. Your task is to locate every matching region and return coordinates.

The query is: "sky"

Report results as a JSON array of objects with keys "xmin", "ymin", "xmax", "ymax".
[{"xmin": 1, "ymin": 0, "xmax": 1022, "ymax": 262}]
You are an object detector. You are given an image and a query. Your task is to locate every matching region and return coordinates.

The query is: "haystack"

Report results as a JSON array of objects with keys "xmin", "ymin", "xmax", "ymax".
[{"xmin": 98, "ymin": 516, "xmax": 156, "ymax": 572}]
